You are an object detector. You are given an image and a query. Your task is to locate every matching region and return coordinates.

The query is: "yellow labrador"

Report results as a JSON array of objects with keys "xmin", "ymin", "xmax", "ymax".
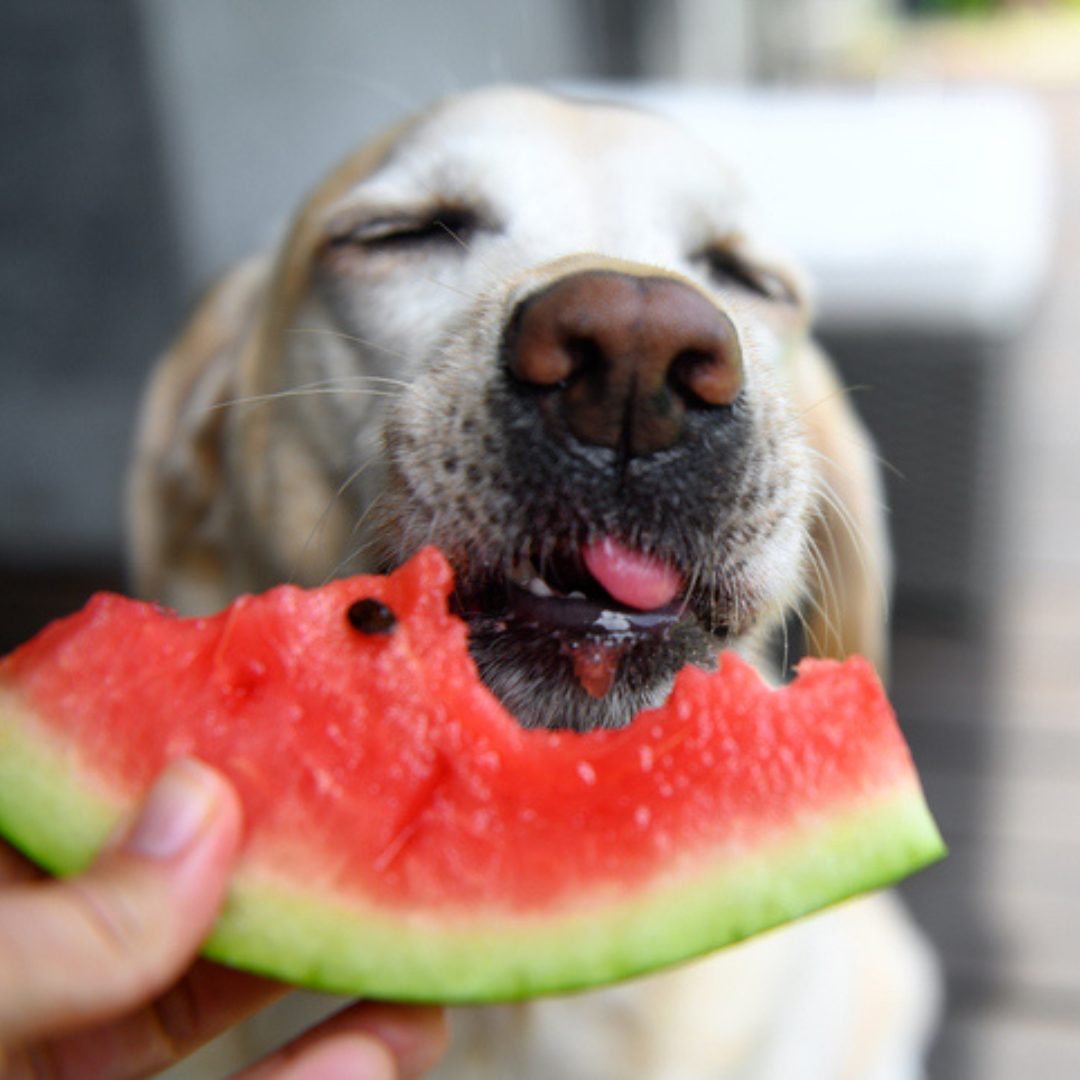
[{"xmin": 130, "ymin": 87, "xmax": 939, "ymax": 1078}]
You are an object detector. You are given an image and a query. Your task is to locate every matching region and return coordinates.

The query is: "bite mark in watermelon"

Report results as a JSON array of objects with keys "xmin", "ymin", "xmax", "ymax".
[{"xmin": 0, "ymin": 547, "xmax": 944, "ymax": 1002}]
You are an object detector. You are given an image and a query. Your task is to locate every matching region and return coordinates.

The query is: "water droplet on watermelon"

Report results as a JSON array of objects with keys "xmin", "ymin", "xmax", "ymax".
[
  {"xmin": 576, "ymin": 761, "xmax": 597, "ymax": 786},
  {"xmin": 474, "ymin": 750, "xmax": 501, "ymax": 772}
]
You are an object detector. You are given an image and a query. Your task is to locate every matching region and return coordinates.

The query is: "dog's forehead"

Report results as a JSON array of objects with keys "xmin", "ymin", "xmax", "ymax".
[{"xmin": 336, "ymin": 88, "xmax": 748, "ymax": 230}]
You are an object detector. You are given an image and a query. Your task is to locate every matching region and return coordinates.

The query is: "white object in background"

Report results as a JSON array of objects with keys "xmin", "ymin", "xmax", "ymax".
[{"xmin": 569, "ymin": 84, "xmax": 1056, "ymax": 340}]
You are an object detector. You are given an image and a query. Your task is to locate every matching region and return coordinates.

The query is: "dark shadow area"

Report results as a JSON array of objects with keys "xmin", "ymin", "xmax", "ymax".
[{"xmin": 0, "ymin": 1, "xmax": 183, "ymax": 589}]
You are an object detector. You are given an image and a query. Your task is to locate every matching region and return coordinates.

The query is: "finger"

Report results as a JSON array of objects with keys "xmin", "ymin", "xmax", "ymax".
[
  {"xmin": 0, "ymin": 842, "xmax": 46, "ymax": 886},
  {"xmin": 15, "ymin": 963, "xmax": 291, "ymax": 1079},
  {"xmin": 0, "ymin": 758, "xmax": 242, "ymax": 1047},
  {"xmin": 238, "ymin": 1003, "xmax": 449, "ymax": 1080},
  {"xmin": 151, "ymin": 960, "xmax": 290, "ymax": 1057},
  {"xmin": 242, "ymin": 1036, "xmax": 397, "ymax": 1080}
]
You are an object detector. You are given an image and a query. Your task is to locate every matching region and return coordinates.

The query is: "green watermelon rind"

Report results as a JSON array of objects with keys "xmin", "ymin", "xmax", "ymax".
[
  {"xmin": 0, "ymin": 690, "xmax": 121, "ymax": 875},
  {"xmin": 208, "ymin": 787, "xmax": 941, "ymax": 1001},
  {"xmin": 0, "ymin": 685, "xmax": 945, "ymax": 1002}
]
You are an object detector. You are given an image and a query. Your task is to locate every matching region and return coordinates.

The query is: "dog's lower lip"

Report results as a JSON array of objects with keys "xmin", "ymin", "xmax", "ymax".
[
  {"xmin": 455, "ymin": 579, "xmax": 693, "ymax": 705},
  {"xmin": 508, "ymin": 583, "xmax": 686, "ymax": 637},
  {"xmin": 449, "ymin": 571, "xmax": 691, "ymax": 641}
]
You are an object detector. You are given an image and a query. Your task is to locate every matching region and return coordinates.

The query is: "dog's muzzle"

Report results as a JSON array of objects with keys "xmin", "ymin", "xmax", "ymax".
[
  {"xmin": 503, "ymin": 269, "xmax": 743, "ymax": 456},
  {"xmin": 440, "ymin": 269, "xmax": 752, "ymax": 726}
]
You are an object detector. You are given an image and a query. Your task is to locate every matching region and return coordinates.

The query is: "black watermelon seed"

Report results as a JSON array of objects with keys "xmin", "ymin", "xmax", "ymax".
[{"xmin": 346, "ymin": 598, "xmax": 397, "ymax": 635}]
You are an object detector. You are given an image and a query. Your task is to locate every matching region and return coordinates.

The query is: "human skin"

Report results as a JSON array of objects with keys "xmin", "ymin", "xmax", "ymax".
[{"xmin": 0, "ymin": 758, "xmax": 448, "ymax": 1079}]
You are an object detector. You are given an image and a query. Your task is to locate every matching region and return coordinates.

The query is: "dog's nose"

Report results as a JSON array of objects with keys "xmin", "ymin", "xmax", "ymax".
[{"xmin": 506, "ymin": 270, "xmax": 742, "ymax": 455}]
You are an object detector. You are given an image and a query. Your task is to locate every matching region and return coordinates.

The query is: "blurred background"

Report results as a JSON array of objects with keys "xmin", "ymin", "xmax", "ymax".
[{"xmin": 1, "ymin": 0, "xmax": 1077, "ymax": 1075}]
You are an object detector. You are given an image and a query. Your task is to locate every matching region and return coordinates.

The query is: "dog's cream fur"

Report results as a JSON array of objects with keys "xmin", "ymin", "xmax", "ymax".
[{"xmin": 130, "ymin": 87, "xmax": 939, "ymax": 1077}]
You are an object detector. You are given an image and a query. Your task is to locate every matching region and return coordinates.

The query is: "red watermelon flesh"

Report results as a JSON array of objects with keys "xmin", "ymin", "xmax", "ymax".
[{"xmin": 0, "ymin": 546, "xmax": 944, "ymax": 1002}]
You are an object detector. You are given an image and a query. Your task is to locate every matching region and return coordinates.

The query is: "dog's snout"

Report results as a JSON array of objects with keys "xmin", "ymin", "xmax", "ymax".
[{"xmin": 506, "ymin": 271, "xmax": 742, "ymax": 455}]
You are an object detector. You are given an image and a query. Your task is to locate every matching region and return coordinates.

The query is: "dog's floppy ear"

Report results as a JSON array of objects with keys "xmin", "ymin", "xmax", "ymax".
[
  {"xmin": 127, "ymin": 256, "xmax": 269, "ymax": 613},
  {"xmin": 126, "ymin": 190, "xmax": 360, "ymax": 614},
  {"xmin": 128, "ymin": 122, "xmax": 414, "ymax": 613},
  {"xmin": 791, "ymin": 342, "xmax": 892, "ymax": 674}
]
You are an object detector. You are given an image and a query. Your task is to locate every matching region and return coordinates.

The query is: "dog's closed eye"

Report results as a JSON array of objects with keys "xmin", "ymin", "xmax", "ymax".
[
  {"xmin": 330, "ymin": 204, "xmax": 487, "ymax": 251},
  {"xmin": 699, "ymin": 244, "xmax": 799, "ymax": 306}
]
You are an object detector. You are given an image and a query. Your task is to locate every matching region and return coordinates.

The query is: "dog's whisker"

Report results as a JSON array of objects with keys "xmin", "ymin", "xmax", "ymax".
[
  {"xmin": 800, "ymin": 534, "xmax": 846, "ymax": 658},
  {"xmin": 289, "ymin": 459, "xmax": 380, "ymax": 586},
  {"xmin": 405, "ymin": 266, "xmax": 479, "ymax": 301},
  {"xmin": 804, "ymin": 445, "xmax": 892, "ymax": 516},
  {"xmin": 683, "ymin": 558, "xmax": 710, "ymax": 619},
  {"xmin": 322, "ymin": 546, "xmax": 369, "ymax": 583},
  {"xmin": 798, "ymin": 383, "xmax": 859, "ymax": 417},
  {"xmin": 788, "ymin": 603, "xmax": 821, "ymax": 667},
  {"xmin": 806, "ymin": 445, "xmax": 885, "ymax": 541},
  {"xmin": 321, "ymin": 520, "xmax": 388, "ymax": 585},
  {"xmin": 809, "ymin": 506, "xmax": 868, "ymax": 640},
  {"xmin": 793, "ymin": 541, "xmax": 836, "ymax": 660},
  {"xmin": 217, "ymin": 384, "xmax": 405, "ymax": 413},
  {"xmin": 329, "ymin": 483, "xmax": 397, "ymax": 582},
  {"xmin": 433, "ymin": 219, "xmax": 502, "ymax": 279},
  {"xmin": 285, "ymin": 326, "xmax": 415, "ymax": 366},
  {"xmin": 809, "ymin": 469, "xmax": 890, "ymax": 618},
  {"xmin": 801, "ymin": 399, "xmax": 906, "ymax": 485}
]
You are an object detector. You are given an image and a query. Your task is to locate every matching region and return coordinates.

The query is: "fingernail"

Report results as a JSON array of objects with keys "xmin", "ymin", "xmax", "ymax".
[{"xmin": 124, "ymin": 759, "xmax": 222, "ymax": 860}]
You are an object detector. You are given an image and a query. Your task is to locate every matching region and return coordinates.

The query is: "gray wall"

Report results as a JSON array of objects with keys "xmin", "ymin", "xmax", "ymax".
[
  {"xmin": 0, "ymin": 0, "xmax": 617, "ymax": 573},
  {"xmin": 0, "ymin": 2, "xmax": 180, "ymax": 567},
  {"xmin": 140, "ymin": 0, "xmax": 609, "ymax": 290}
]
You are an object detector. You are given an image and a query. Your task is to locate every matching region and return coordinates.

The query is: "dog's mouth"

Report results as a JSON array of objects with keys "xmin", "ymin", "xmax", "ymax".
[
  {"xmin": 451, "ymin": 535, "xmax": 728, "ymax": 730},
  {"xmin": 500, "ymin": 537, "xmax": 687, "ymax": 698}
]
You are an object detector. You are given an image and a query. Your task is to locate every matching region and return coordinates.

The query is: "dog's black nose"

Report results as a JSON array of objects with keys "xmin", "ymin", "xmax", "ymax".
[{"xmin": 505, "ymin": 270, "xmax": 742, "ymax": 456}]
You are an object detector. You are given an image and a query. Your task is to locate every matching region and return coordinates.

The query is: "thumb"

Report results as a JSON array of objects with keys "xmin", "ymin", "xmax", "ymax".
[{"xmin": 0, "ymin": 758, "xmax": 242, "ymax": 1047}]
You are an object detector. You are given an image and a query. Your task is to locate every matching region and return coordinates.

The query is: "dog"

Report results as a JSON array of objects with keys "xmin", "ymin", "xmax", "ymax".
[{"xmin": 129, "ymin": 86, "xmax": 940, "ymax": 1078}]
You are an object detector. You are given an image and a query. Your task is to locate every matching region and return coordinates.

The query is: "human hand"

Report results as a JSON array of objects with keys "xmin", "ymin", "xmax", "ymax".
[{"xmin": 0, "ymin": 759, "xmax": 448, "ymax": 1078}]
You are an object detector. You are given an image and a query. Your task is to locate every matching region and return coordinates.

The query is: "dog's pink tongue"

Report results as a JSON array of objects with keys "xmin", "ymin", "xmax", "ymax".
[{"xmin": 581, "ymin": 537, "xmax": 684, "ymax": 611}]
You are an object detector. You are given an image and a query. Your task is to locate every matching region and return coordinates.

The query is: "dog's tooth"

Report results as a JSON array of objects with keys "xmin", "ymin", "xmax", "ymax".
[
  {"xmin": 508, "ymin": 557, "xmax": 536, "ymax": 588},
  {"xmin": 509, "ymin": 560, "xmax": 560, "ymax": 598},
  {"xmin": 527, "ymin": 577, "xmax": 555, "ymax": 598}
]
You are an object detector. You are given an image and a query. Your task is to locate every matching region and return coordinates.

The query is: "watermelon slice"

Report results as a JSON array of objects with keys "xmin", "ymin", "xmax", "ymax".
[{"xmin": 0, "ymin": 547, "xmax": 944, "ymax": 1003}]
